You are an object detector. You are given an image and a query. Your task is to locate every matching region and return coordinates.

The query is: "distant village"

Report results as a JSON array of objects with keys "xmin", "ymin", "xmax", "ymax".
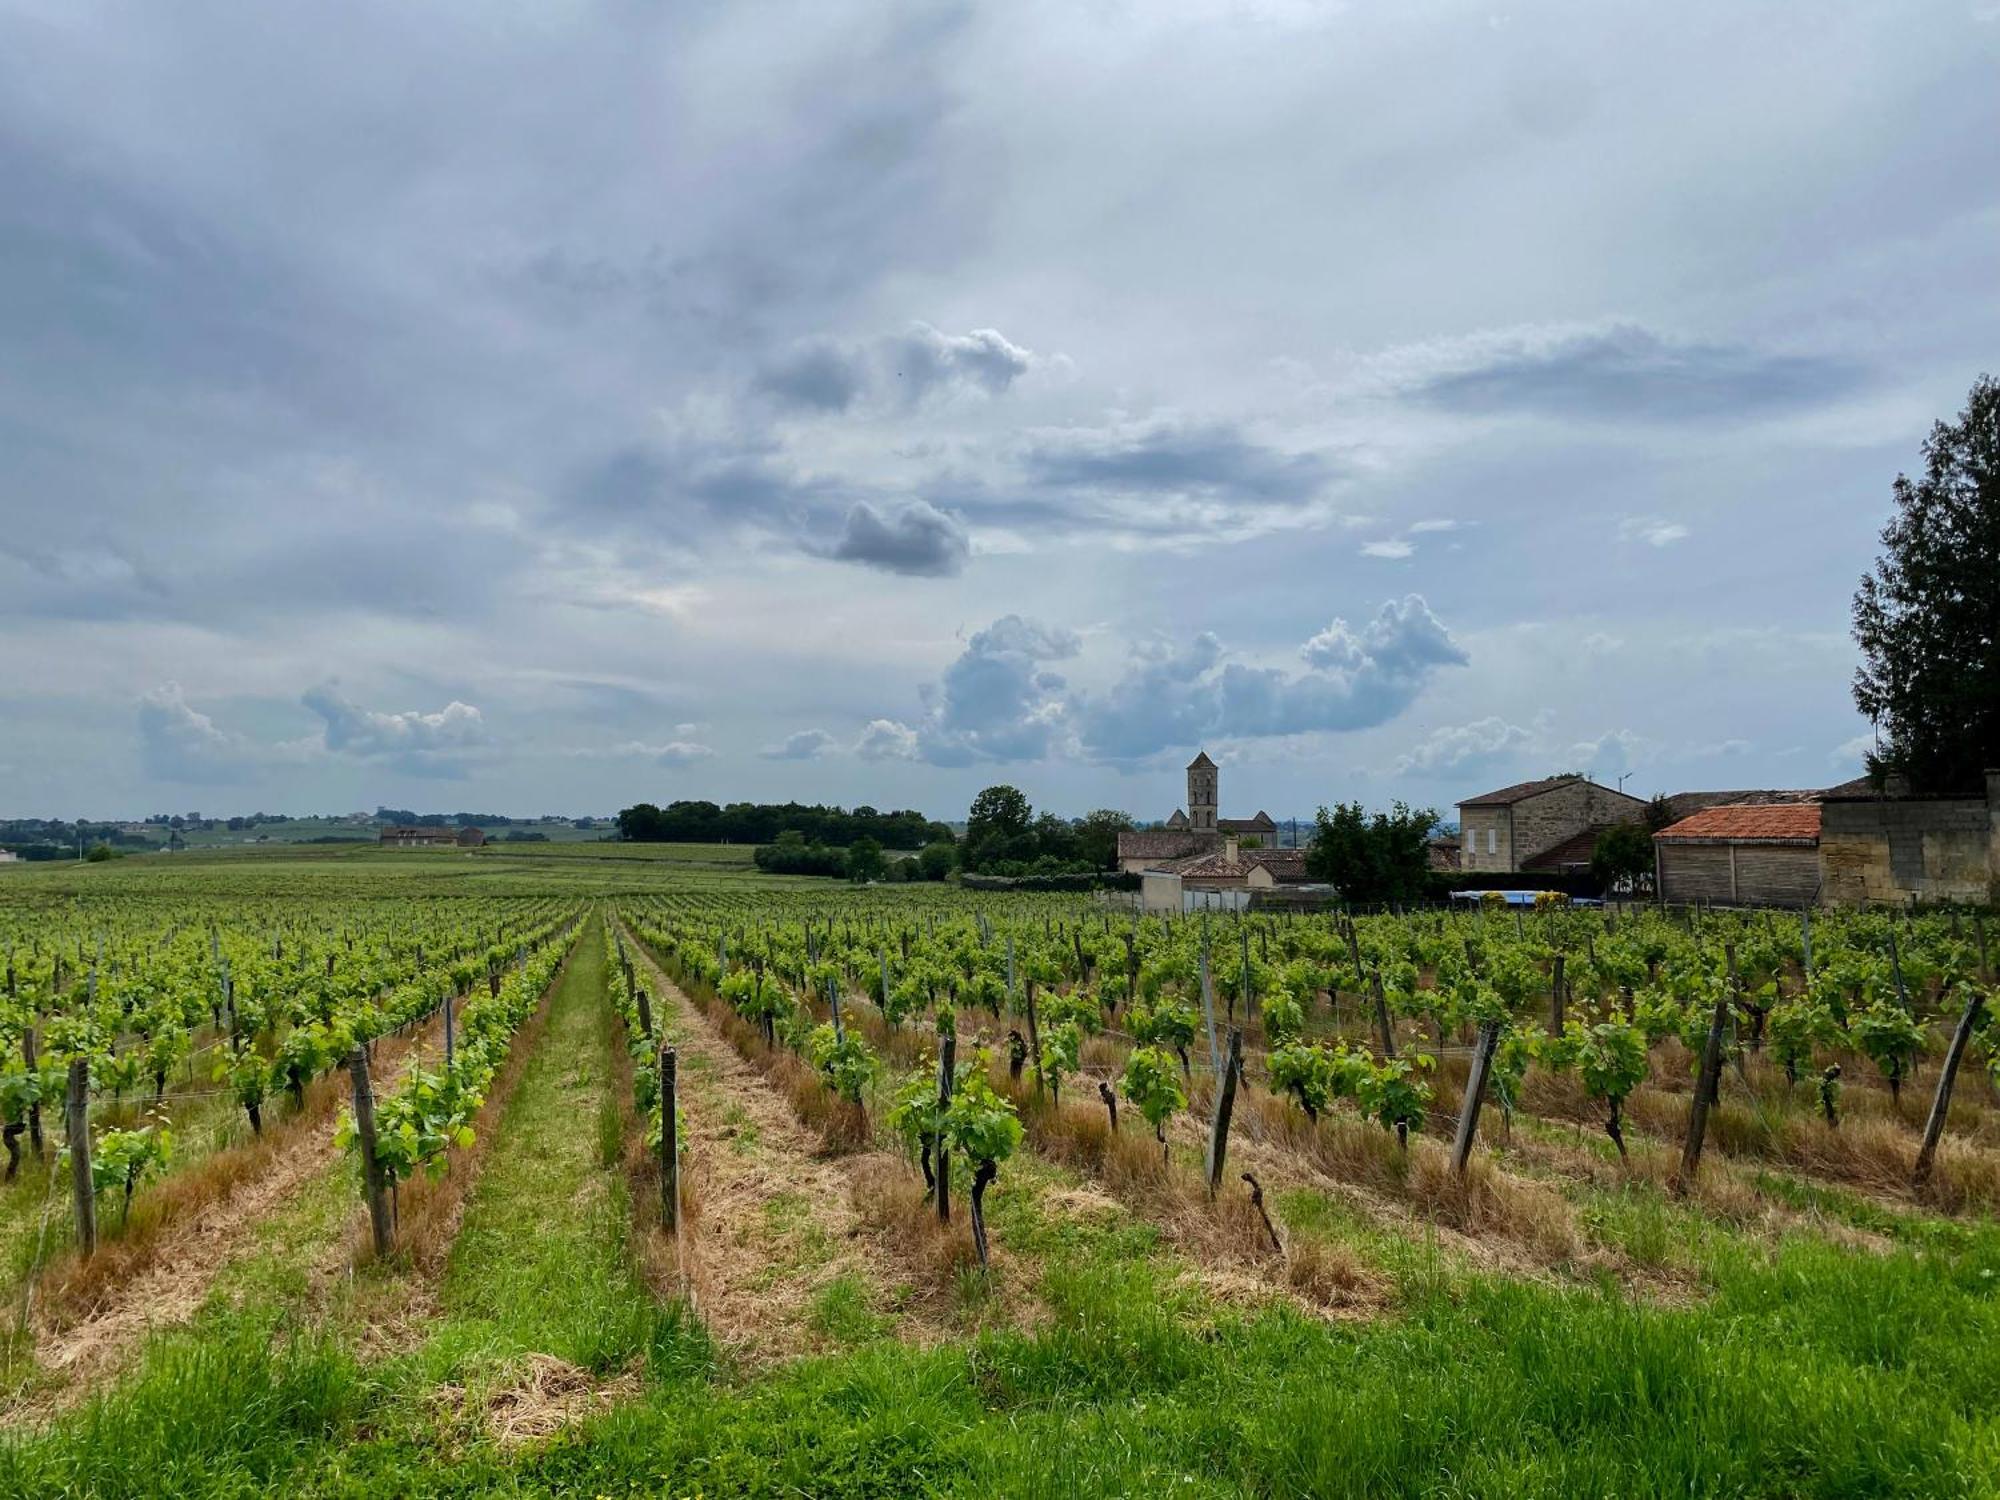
[{"xmin": 1117, "ymin": 753, "xmax": 2000, "ymax": 910}]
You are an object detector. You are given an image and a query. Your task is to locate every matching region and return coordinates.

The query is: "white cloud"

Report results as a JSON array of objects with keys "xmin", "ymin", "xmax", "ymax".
[
  {"xmin": 1568, "ymin": 728, "xmax": 1650, "ymax": 778},
  {"xmin": 1618, "ymin": 516, "xmax": 1691, "ymax": 548},
  {"xmin": 1396, "ymin": 717, "xmax": 1533, "ymax": 776},
  {"xmin": 1360, "ymin": 539, "xmax": 1414, "ymax": 559},
  {"xmin": 301, "ymin": 684, "xmax": 489, "ymax": 779},
  {"xmin": 855, "ymin": 718, "xmax": 919, "ymax": 761},
  {"xmin": 137, "ymin": 684, "xmax": 265, "ymax": 784}
]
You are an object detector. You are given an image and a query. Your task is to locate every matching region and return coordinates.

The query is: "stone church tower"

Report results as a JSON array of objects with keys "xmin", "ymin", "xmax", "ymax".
[{"xmin": 1187, "ymin": 750, "xmax": 1218, "ymax": 833}]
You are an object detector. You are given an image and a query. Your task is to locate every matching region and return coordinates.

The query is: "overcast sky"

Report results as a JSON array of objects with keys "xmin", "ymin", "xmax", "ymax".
[{"xmin": 3, "ymin": 1, "xmax": 1996, "ymax": 823}]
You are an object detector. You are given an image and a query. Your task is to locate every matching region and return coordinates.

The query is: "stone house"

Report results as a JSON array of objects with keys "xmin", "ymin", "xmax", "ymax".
[
  {"xmin": 1654, "ymin": 804, "xmax": 1823, "ymax": 905},
  {"xmin": 1456, "ymin": 775, "xmax": 1647, "ymax": 874},
  {"xmin": 379, "ymin": 825, "xmax": 457, "ymax": 848}
]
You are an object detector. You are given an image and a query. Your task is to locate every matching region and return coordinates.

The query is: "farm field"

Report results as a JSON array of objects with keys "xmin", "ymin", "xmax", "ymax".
[{"xmin": 0, "ymin": 849, "xmax": 1996, "ymax": 1497}]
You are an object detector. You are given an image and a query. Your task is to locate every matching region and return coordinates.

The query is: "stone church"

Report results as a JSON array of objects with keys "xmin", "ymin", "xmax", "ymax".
[{"xmin": 1115, "ymin": 751, "xmax": 1281, "ymax": 873}]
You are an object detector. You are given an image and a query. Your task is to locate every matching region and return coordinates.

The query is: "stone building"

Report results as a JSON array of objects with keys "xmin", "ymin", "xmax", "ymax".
[
  {"xmin": 1456, "ymin": 774, "xmax": 1647, "ymax": 874},
  {"xmin": 1116, "ymin": 751, "xmax": 1280, "ymax": 873},
  {"xmin": 1818, "ymin": 772, "xmax": 2000, "ymax": 906},
  {"xmin": 1654, "ymin": 804, "xmax": 1823, "ymax": 905},
  {"xmin": 379, "ymin": 825, "xmax": 458, "ymax": 848}
]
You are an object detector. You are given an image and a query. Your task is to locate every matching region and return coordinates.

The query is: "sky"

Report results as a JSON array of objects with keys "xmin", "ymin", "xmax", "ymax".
[{"xmin": 3, "ymin": 0, "xmax": 1997, "ymax": 824}]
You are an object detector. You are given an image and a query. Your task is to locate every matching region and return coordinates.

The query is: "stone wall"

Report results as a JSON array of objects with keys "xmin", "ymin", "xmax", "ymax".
[
  {"xmin": 1819, "ymin": 778, "xmax": 2000, "ymax": 906},
  {"xmin": 1460, "ymin": 778, "xmax": 1645, "ymax": 873}
]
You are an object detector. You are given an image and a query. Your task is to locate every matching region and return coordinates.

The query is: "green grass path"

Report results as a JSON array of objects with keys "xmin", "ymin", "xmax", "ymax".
[{"xmin": 426, "ymin": 912, "xmax": 687, "ymax": 1378}]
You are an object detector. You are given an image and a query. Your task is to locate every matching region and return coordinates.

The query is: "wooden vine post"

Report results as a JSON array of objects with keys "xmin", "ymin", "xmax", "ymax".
[
  {"xmin": 443, "ymin": 989, "xmax": 455, "ymax": 1068},
  {"xmin": 22, "ymin": 1026, "xmax": 42, "ymax": 1159},
  {"xmin": 347, "ymin": 1046, "xmax": 393, "ymax": 1258},
  {"xmin": 1675, "ymin": 945, "xmax": 1735, "ymax": 1192},
  {"xmin": 1022, "ymin": 982, "xmax": 1041, "ymax": 1096},
  {"xmin": 636, "ymin": 986, "xmax": 654, "ymax": 1040},
  {"xmin": 1451, "ymin": 1019, "xmax": 1503, "ymax": 1175},
  {"xmin": 1550, "ymin": 954, "xmax": 1567, "ymax": 1035},
  {"xmin": 935, "ymin": 1031, "xmax": 956, "ymax": 1224},
  {"xmin": 1204, "ymin": 1027, "xmax": 1243, "ymax": 1199},
  {"xmin": 1370, "ymin": 970, "xmax": 1397, "ymax": 1059},
  {"xmin": 659, "ymin": 1044, "xmax": 679, "ymax": 1233},
  {"xmin": 1914, "ymin": 986, "xmax": 1986, "ymax": 1189},
  {"xmin": 65, "ymin": 1058, "xmax": 94, "ymax": 1258}
]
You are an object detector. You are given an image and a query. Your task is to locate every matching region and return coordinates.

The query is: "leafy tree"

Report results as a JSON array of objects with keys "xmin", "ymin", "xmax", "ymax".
[
  {"xmin": 1591, "ymin": 823, "xmax": 1654, "ymax": 893},
  {"xmin": 844, "ymin": 836, "xmax": 886, "ymax": 884},
  {"xmin": 1852, "ymin": 374, "xmax": 2000, "ymax": 791},
  {"xmin": 1073, "ymin": 808, "xmax": 1137, "ymax": 870},
  {"xmin": 1304, "ymin": 801, "xmax": 1439, "ymax": 904},
  {"xmin": 965, "ymin": 785, "xmax": 1034, "ymax": 871}
]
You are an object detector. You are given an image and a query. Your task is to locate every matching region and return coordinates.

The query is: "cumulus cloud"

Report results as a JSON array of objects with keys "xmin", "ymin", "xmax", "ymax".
[
  {"xmin": 891, "ymin": 615, "xmax": 1081, "ymax": 766},
  {"xmin": 1395, "ymin": 717, "xmax": 1534, "ymax": 776},
  {"xmin": 1396, "ymin": 323, "xmax": 1863, "ymax": 422},
  {"xmin": 1618, "ymin": 516, "xmax": 1691, "ymax": 547},
  {"xmin": 763, "ymin": 728, "xmax": 838, "ymax": 760},
  {"xmin": 825, "ymin": 500, "xmax": 970, "ymax": 576},
  {"xmin": 1360, "ymin": 538, "xmax": 1414, "ymax": 559},
  {"xmin": 137, "ymin": 683, "xmax": 265, "ymax": 784},
  {"xmin": 1073, "ymin": 595, "xmax": 1467, "ymax": 760},
  {"xmin": 1569, "ymin": 728, "xmax": 1649, "ymax": 779},
  {"xmin": 654, "ymin": 741, "xmax": 716, "ymax": 767},
  {"xmin": 887, "ymin": 324, "xmax": 1034, "ymax": 400},
  {"xmin": 855, "ymin": 718, "xmax": 919, "ymax": 761},
  {"xmin": 301, "ymin": 683, "xmax": 489, "ymax": 778}
]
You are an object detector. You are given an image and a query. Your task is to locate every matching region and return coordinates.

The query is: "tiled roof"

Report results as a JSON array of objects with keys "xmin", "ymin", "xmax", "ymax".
[
  {"xmin": 1458, "ymin": 775, "xmax": 1588, "ymax": 808},
  {"xmin": 1218, "ymin": 813, "xmax": 1277, "ymax": 833},
  {"xmin": 1117, "ymin": 830, "xmax": 1215, "ymax": 861},
  {"xmin": 1170, "ymin": 848, "xmax": 1311, "ymax": 883},
  {"xmin": 1661, "ymin": 787, "xmax": 1825, "ymax": 821},
  {"xmin": 1520, "ymin": 826, "xmax": 1617, "ymax": 871},
  {"xmin": 1655, "ymin": 804, "xmax": 1822, "ymax": 844},
  {"xmin": 1187, "ymin": 750, "xmax": 1216, "ymax": 769}
]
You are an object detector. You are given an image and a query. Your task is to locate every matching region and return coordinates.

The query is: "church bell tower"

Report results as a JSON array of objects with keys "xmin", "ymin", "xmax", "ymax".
[{"xmin": 1187, "ymin": 750, "xmax": 1217, "ymax": 833}]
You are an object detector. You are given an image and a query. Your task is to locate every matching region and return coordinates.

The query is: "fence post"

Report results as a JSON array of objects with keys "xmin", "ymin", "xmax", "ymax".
[
  {"xmin": 636, "ymin": 987, "xmax": 654, "ymax": 1040},
  {"xmin": 1205, "ymin": 1028, "xmax": 1243, "ymax": 1198},
  {"xmin": 1371, "ymin": 970, "xmax": 1397, "ymax": 1059},
  {"xmin": 935, "ymin": 1031, "xmax": 956, "ymax": 1224},
  {"xmin": 1915, "ymin": 987, "xmax": 1986, "ymax": 1189},
  {"xmin": 1676, "ymin": 973, "xmax": 1732, "ymax": 1192},
  {"xmin": 347, "ymin": 1047, "xmax": 393, "ymax": 1258},
  {"xmin": 23, "ymin": 1027, "xmax": 42, "ymax": 1159},
  {"xmin": 1023, "ymin": 982, "xmax": 1041, "ymax": 1095},
  {"xmin": 443, "ymin": 990, "xmax": 455, "ymax": 1068},
  {"xmin": 1550, "ymin": 955, "xmax": 1566, "ymax": 1035},
  {"xmin": 1452, "ymin": 1020, "xmax": 1503, "ymax": 1174},
  {"xmin": 659, "ymin": 1044, "xmax": 679, "ymax": 1233},
  {"xmin": 65, "ymin": 1059, "xmax": 94, "ymax": 1258},
  {"xmin": 828, "ymin": 976, "xmax": 844, "ymax": 1042}
]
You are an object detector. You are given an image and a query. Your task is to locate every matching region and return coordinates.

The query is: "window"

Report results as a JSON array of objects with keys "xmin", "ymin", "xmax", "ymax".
[{"xmin": 1486, "ymin": 828, "xmax": 1497, "ymax": 855}]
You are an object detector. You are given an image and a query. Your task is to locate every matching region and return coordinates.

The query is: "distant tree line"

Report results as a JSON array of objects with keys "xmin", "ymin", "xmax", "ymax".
[{"xmin": 617, "ymin": 800, "xmax": 949, "ymax": 850}]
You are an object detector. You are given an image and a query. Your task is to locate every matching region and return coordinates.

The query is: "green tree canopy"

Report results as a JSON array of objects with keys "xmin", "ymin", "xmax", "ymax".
[
  {"xmin": 1853, "ymin": 374, "xmax": 2000, "ymax": 792},
  {"xmin": 1304, "ymin": 801, "xmax": 1438, "ymax": 905},
  {"xmin": 1591, "ymin": 822, "xmax": 1654, "ymax": 891}
]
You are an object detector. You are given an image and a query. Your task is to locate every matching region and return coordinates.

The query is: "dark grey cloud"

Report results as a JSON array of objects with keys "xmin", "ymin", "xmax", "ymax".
[
  {"xmin": 754, "ymin": 324, "xmax": 1037, "ymax": 413},
  {"xmin": 826, "ymin": 501, "xmax": 970, "ymax": 576},
  {"xmin": 763, "ymin": 728, "xmax": 838, "ymax": 760},
  {"xmin": 755, "ymin": 338, "xmax": 870, "ymax": 412},
  {"xmin": 1404, "ymin": 324, "xmax": 1864, "ymax": 422},
  {"xmin": 1022, "ymin": 419, "xmax": 1338, "ymax": 504}
]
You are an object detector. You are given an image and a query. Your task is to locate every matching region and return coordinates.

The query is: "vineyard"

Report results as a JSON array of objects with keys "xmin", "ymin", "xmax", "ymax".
[{"xmin": 0, "ymin": 849, "xmax": 1997, "ymax": 1496}]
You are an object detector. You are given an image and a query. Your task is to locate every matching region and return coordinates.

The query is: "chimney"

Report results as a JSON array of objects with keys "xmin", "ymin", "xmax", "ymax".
[{"xmin": 1224, "ymin": 833, "xmax": 1240, "ymax": 864}]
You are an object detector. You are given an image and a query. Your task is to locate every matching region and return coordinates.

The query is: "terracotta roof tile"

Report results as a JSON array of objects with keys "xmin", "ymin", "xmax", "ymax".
[{"xmin": 1654, "ymin": 804, "xmax": 1821, "ymax": 844}]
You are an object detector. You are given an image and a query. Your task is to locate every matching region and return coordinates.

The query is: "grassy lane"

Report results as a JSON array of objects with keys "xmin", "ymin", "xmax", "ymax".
[{"xmin": 420, "ymin": 913, "xmax": 702, "ymax": 1386}]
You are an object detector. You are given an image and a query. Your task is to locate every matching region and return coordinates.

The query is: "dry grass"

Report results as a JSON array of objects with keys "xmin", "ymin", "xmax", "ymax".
[
  {"xmin": 35, "ymin": 1015, "xmax": 448, "ymax": 1323},
  {"xmin": 847, "ymin": 1155, "xmax": 979, "ymax": 1284},
  {"xmin": 429, "ymin": 1352, "xmax": 641, "ymax": 1450},
  {"xmin": 1284, "ymin": 1235, "xmax": 1371, "ymax": 1308}
]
